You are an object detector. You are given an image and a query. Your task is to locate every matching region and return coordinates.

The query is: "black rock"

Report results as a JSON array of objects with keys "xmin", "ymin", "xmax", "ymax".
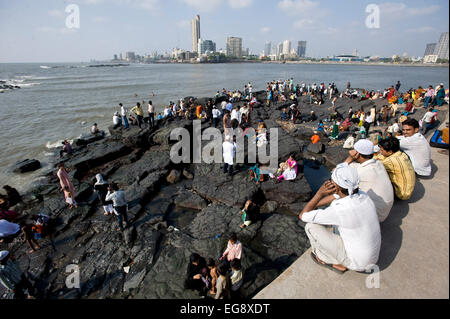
[{"xmin": 12, "ymin": 159, "xmax": 41, "ymax": 173}]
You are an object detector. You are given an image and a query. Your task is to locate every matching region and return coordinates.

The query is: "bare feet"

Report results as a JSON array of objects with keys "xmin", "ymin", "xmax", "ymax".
[{"xmin": 315, "ymin": 254, "xmax": 347, "ymax": 272}]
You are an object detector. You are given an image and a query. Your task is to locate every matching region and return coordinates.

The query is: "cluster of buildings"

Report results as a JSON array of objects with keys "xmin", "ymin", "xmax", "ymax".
[
  {"xmin": 261, "ymin": 40, "xmax": 307, "ymax": 61},
  {"xmin": 423, "ymin": 32, "xmax": 449, "ymax": 63},
  {"xmin": 111, "ymin": 16, "xmax": 448, "ymax": 65}
]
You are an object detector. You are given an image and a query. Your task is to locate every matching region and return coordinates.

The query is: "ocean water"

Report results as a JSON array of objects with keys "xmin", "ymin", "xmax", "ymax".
[{"xmin": 0, "ymin": 62, "xmax": 448, "ymax": 190}]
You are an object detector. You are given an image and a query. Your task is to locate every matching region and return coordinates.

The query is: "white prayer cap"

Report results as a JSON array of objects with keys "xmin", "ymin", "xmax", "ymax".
[
  {"xmin": 332, "ymin": 163, "xmax": 360, "ymax": 196},
  {"xmin": 225, "ymin": 135, "xmax": 231, "ymax": 141},
  {"xmin": 373, "ymin": 145, "xmax": 380, "ymax": 153},
  {"xmin": 354, "ymin": 139, "xmax": 374, "ymax": 155},
  {"xmin": 0, "ymin": 250, "xmax": 9, "ymax": 261}
]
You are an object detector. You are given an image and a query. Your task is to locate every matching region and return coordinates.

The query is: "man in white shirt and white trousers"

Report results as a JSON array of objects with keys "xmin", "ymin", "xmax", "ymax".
[
  {"xmin": 222, "ymin": 136, "xmax": 235, "ymax": 176},
  {"xmin": 299, "ymin": 163, "xmax": 381, "ymax": 273}
]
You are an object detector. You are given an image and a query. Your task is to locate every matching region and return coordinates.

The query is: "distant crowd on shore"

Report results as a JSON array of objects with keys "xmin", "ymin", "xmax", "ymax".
[{"xmin": 1, "ymin": 76, "xmax": 449, "ymax": 299}]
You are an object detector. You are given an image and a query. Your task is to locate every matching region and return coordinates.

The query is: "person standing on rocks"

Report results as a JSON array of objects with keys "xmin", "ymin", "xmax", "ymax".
[
  {"xmin": 222, "ymin": 136, "xmax": 235, "ymax": 177},
  {"xmin": 105, "ymin": 183, "xmax": 129, "ymax": 232},
  {"xmin": 57, "ymin": 163, "xmax": 76, "ymax": 207},
  {"xmin": 148, "ymin": 101, "xmax": 155, "ymax": 128},
  {"xmin": 131, "ymin": 102, "xmax": 144, "ymax": 131},
  {"xmin": 120, "ymin": 103, "xmax": 129, "ymax": 129},
  {"xmin": 94, "ymin": 174, "xmax": 114, "ymax": 216}
]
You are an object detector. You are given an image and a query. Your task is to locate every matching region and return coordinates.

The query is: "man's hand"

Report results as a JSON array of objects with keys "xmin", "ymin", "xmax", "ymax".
[
  {"xmin": 193, "ymin": 274, "xmax": 201, "ymax": 280},
  {"xmin": 317, "ymin": 180, "xmax": 337, "ymax": 198},
  {"xmin": 345, "ymin": 154, "xmax": 356, "ymax": 164}
]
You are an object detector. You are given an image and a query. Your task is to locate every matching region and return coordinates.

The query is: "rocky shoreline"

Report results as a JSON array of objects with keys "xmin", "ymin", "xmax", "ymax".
[{"xmin": 1, "ymin": 90, "xmax": 447, "ymax": 299}]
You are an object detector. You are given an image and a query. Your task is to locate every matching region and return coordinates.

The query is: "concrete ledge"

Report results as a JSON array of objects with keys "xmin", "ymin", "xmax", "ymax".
[{"xmin": 255, "ymin": 128, "xmax": 449, "ymax": 299}]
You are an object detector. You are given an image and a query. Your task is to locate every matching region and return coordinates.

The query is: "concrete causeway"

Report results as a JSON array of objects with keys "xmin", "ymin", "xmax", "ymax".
[{"xmin": 255, "ymin": 120, "xmax": 449, "ymax": 299}]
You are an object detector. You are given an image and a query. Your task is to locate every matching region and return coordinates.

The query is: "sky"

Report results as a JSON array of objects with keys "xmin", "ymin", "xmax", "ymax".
[{"xmin": 0, "ymin": 0, "xmax": 448, "ymax": 62}]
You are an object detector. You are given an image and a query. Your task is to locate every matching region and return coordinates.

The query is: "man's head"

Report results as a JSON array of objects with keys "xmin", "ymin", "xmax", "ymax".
[
  {"xmin": 379, "ymin": 137, "xmax": 400, "ymax": 157},
  {"xmin": 229, "ymin": 232, "xmax": 237, "ymax": 244},
  {"xmin": 331, "ymin": 163, "xmax": 360, "ymax": 197},
  {"xmin": 349, "ymin": 139, "xmax": 374, "ymax": 163},
  {"xmin": 230, "ymin": 258, "xmax": 241, "ymax": 271},
  {"xmin": 190, "ymin": 253, "xmax": 200, "ymax": 266},
  {"xmin": 402, "ymin": 118, "xmax": 420, "ymax": 137}
]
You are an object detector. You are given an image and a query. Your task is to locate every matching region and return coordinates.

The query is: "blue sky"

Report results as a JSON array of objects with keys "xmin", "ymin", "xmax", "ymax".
[{"xmin": 0, "ymin": 0, "xmax": 448, "ymax": 62}]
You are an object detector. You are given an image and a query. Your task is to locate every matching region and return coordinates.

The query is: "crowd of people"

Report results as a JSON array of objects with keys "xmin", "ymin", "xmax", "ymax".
[{"xmin": 1, "ymin": 77, "xmax": 448, "ymax": 298}]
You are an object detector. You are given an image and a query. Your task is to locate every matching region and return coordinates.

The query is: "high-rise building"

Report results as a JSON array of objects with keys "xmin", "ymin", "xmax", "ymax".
[
  {"xmin": 113, "ymin": 54, "xmax": 118, "ymax": 60},
  {"xmin": 424, "ymin": 43, "xmax": 437, "ymax": 56},
  {"xmin": 119, "ymin": 53, "xmax": 123, "ymax": 60},
  {"xmin": 283, "ymin": 40, "xmax": 291, "ymax": 55},
  {"xmin": 198, "ymin": 39, "xmax": 216, "ymax": 55},
  {"xmin": 226, "ymin": 37, "xmax": 242, "ymax": 57},
  {"xmin": 245, "ymin": 48, "xmax": 249, "ymax": 56},
  {"xmin": 191, "ymin": 15, "xmax": 201, "ymax": 53},
  {"xmin": 277, "ymin": 42, "xmax": 283, "ymax": 58},
  {"xmin": 264, "ymin": 42, "xmax": 271, "ymax": 57},
  {"xmin": 436, "ymin": 32, "xmax": 449, "ymax": 60},
  {"xmin": 126, "ymin": 52, "xmax": 136, "ymax": 62},
  {"xmin": 297, "ymin": 41, "xmax": 307, "ymax": 58}
]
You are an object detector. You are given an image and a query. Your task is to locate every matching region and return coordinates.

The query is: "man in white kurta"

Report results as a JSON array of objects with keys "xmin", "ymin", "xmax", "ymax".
[
  {"xmin": 222, "ymin": 136, "xmax": 235, "ymax": 176},
  {"xmin": 299, "ymin": 163, "xmax": 381, "ymax": 273}
]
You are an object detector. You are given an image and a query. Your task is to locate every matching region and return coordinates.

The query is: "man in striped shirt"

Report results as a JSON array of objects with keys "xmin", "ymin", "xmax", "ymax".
[
  {"xmin": 219, "ymin": 233, "xmax": 242, "ymax": 268},
  {"xmin": 378, "ymin": 137, "xmax": 416, "ymax": 200}
]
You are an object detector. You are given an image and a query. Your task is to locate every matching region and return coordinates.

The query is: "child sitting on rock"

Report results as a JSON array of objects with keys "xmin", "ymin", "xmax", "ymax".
[{"xmin": 207, "ymin": 258, "xmax": 218, "ymax": 296}]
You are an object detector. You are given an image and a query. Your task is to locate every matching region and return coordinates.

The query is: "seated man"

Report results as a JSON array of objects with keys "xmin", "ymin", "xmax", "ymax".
[
  {"xmin": 239, "ymin": 200, "xmax": 259, "ymax": 229},
  {"xmin": 397, "ymin": 119, "xmax": 432, "ymax": 177},
  {"xmin": 184, "ymin": 253, "xmax": 208, "ymax": 296},
  {"xmin": 91, "ymin": 123, "xmax": 100, "ymax": 134},
  {"xmin": 311, "ymin": 131, "xmax": 320, "ymax": 144},
  {"xmin": 378, "ymin": 137, "xmax": 416, "ymax": 200},
  {"xmin": 345, "ymin": 139, "xmax": 394, "ymax": 223},
  {"xmin": 299, "ymin": 163, "xmax": 381, "ymax": 273}
]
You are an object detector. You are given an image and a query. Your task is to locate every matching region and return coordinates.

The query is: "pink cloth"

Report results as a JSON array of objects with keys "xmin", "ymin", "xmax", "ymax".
[
  {"xmin": 287, "ymin": 158, "xmax": 298, "ymax": 175},
  {"xmin": 222, "ymin": 241, "xmax": 242, "ymax": 261},
  {"xmin": 57, "ymin": 168, "xmax": 76, "ymax": 198}
]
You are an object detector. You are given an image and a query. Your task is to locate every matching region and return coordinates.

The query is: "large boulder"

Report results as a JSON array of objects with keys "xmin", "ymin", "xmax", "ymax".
[
  {"xmin": 306, "ymin": 142, "xmax": 325, "ymax": 154},
  {"xmin": 261, "ymin": 177, "xmax": 312, "ymax": 205},
  {"xmin": 192, "ymin": 163, "xmax": 259, "ymax": 208},
  {"xmin": 174, "ymin": 191, "xmax": 208, "ymax": 211},
  {"xmin": 11, "ymin": 159, "xmax": 41, "ymax": 173},
  {"xmin": 73, "ymin": 132, "xmax": 105, "ymax": 146}
]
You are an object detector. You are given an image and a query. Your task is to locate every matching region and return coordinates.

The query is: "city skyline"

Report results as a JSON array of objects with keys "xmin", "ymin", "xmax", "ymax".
[{"xmin": 0, "ymin": 0, "xmax": 449, "ymax": 63}]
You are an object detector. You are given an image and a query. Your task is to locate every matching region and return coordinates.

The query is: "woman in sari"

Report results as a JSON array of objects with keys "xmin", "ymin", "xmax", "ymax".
[
  {"xmin": 276, "ymin": 155, "xmax": 298, "ymax": 183},
  {"xmin": 330, "ymin": 122, "xmax": 339, "ymax": 140},
  {"xmin": 57, "ymin": 163, "xmax": 77, "ymax": 208}
]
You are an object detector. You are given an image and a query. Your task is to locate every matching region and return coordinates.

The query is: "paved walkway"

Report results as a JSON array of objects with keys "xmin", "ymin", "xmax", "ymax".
[{"xmin": 255, "ymin": 120, "xmax": 449, "ymax": 299}]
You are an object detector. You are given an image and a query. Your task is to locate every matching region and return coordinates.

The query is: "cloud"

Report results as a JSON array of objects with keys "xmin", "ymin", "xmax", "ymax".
[
  {"xmin": 92, "ymin": 16, "xmax": 108, "ymax": 23},
  {"xmin": 176, "ymin": 20, "xmax": 190, "ymax": 28},
  {"xmin": 260, "ymin": 26, "xmax": 271, "ymax": 33},
  {"xmin": 78, "ymin": 0, "xmax": 161, "ymax": 11},
  {"xmin": 180, "ymin": 0, "xmax": 222, "ymax": 12},
  {"xmin": 405, "ymin": 26, "xmax": 436, "ymax": 33},
  {"xmin": 380, "ymin": 2, "xmax": 440, "ymax": 17},
  {"xmin": 36, "ymin": 26, "xmax": 78, "ymax": 35},
  {"xmin": 48, "ymin": 9, "xmax": 64, "ymax": 18},
  {"xmin": 228, "ymin": 0, "xmax": 253, "ymax": 9},
  {"xmin": 278, "ymin": 0, "xmax": 329, "ymax": 32},
  {"xmin": 278, "ymin": 0, "xmax": 320, "ymax": 16}
]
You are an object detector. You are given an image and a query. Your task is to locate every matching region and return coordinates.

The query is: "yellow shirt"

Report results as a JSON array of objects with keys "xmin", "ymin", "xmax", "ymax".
[
  {"xmin": 381, "ymin": 151, "xmax": 416, "ymax": 200},
  {"xmin": 131, "ymin": 105, "xmax": 144, "ymax": 116}
]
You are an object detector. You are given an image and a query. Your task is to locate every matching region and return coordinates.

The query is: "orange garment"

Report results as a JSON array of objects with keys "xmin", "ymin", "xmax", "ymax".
[
  {"xmin": 196, "ymin": 105, "xmax": 203, "ymax": 118},
  {"xmin": 311, "ymin": 134, "xmax": 320, "ymax": 144},
  {"xmin": 442, "ymin": 128, "xmax": 449, "ymax": 144}
]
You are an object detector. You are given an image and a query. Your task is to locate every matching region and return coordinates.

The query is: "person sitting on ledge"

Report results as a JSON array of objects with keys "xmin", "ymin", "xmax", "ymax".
[
  {"xmin": 311, "ymin": 131, "xmax": 320, "ymax": 144},
  {"xmin": 219, "ymin": 233, "xmax": 242, "ymax": 268},
  {"xmin": 397, "ymin": 118, "xmax": 431, "ymax": 177},
  {"xmin": 276, "ymin": 155, "xmax": 298, "ymax": 183},
  {"xmin": 377, "ymin": 137, "xmax": 416, "ymax": 201},
  {"xmin": 2, "ymin": 185, "xmax": 21, "ymax": 208},
  {"xmin": 112, "ymin": 111, "xmax": 122, "ymax": 129},
  {"xmin": 90, "ymin": 123, "xmax": 100, "ymax": 134},
  {"xmin": 184, "ymin": 253, "xmax": 208, "ymax": 296},
  {"xmin": 299, "ymin": 163, "xmax": 381, "ymax": 274}
]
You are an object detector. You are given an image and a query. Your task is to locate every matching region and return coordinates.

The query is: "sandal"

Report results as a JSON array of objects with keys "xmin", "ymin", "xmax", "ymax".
[{"xmin": 310, "ymin": 252, "xmax": 347, "ymax": 274}]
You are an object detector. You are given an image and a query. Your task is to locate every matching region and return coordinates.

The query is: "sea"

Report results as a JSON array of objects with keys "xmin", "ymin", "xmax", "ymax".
[{"xmin": 0, "ymin": 62, "xmax": 448, "ymax": 191}]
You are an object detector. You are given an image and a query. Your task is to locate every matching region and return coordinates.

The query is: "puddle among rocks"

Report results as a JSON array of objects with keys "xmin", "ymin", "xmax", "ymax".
[{"xmin": 303, "ymin": 159, "xmax": 331, "ymax": 194}]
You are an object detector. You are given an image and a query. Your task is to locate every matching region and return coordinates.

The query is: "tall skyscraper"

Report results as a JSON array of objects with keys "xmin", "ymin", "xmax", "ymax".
[
  {"xmin": 126, "ymin": 52, "xmax": 135, "ymax": 62},
  {"xmin": 424, "ymin": 43, "xmax": 437, "ymax": 56},
  {"xmin": 297, "ymin": 41, "xmax": 307, "ymax": 58},
  {"xmin": 436, "ymin": 32, "xmax": 449, "ymax": 60},
  {"xmin": 283, "ymin": 40, "xmax": 291, "ymax": 55},
  {"xmin": 198, "ymin": 39, "xmax": 216, "ymax": 55},
  {"xmin": 277, "ymin": 42, "xmax": 283, "ymax": 58},
  {"xmin": 226, "ymin": 37, "xmax": 242, "ymax": 57},
  {"xmin": 191, "ymin": 15, "xmax": 201, "ymax": 53},
  {"xmin": 264, "ymin": 42, "xmax": 271, "ymax": 57}
]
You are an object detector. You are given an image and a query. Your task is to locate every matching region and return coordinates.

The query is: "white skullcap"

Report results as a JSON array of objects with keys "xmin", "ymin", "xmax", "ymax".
[
  {"xmin": 225, "ymin": 135, "xmax": 231, "ymax": 141},
  {"xmin": 354, "ymin": 139, "xmax": 374, "ymax": 155},
  {"xmin": 332, "ymin": 163, "xmax": 360, "ymax": 196},
  {"xmin": 0, "ymin": 250, "xmax": 9, "ymax": 261},
  {"xmin": 373, "ymin": 145, "xmax": 380, "ymax": 153}
]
